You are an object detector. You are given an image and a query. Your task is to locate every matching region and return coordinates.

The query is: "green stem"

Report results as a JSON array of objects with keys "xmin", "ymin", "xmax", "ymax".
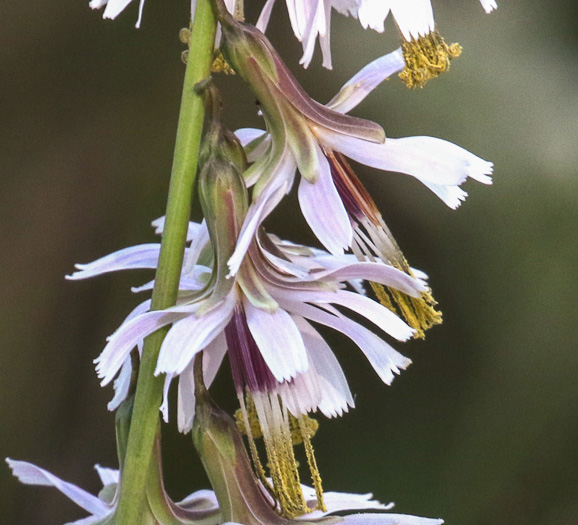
[{"xmin": 114, "ymin": 2, "xmax": 217, "ymax": 522}]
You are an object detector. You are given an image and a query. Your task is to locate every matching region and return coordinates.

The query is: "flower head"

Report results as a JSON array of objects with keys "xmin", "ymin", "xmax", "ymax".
[{"xmin": 215, "ymin": 17, "xmax": 491, "ymax": 335}]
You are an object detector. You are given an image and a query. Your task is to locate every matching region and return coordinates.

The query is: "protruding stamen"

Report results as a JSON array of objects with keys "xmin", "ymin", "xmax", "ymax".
[{"xmin": 399, "ymin": 30, "xmax": 462, "ymax": 88}]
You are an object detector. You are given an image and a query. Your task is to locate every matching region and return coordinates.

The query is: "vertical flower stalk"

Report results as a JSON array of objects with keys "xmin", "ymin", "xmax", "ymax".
[{"xmin": 113, "ymin": 1, "xmax": 217, "ymax": 522}]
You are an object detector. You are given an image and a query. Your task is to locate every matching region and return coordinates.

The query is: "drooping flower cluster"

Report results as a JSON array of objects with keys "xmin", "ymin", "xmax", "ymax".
[{"xmin": 9, "ymin": 1, "xmax": 495, "ymax": 524}]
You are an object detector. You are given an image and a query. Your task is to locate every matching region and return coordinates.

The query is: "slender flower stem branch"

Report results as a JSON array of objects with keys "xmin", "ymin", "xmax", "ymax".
[{"xmin": 114, "ymin": 2, "xmax": 217, "ymax": 522}]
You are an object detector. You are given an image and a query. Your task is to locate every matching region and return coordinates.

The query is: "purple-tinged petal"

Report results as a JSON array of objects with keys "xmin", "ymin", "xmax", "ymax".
[
  {"xmin": 228, "ymin": 162, "xmax": 293, "ymax": 277},
  {"xmin": 243, "ymin": 296, "xmax": 309, "ymax": 382},
  {"xmin": 155, "ymin": 293, "xmax": 236, "ymax": 376},
  {"xmin": 298, "ymin": 147, "xmax": 352, "ymax": 255},
  {"xmin": 66, "ymin": 244, "xmax": 160, "ymax": 280},
  {"xmin": 327, "ymin": 49, "xmax": 405, "ymax": 114},
  {"xmin": 281, "ymin": 300, "xmax": 410, "ymax": 386},
  {"xmin": 256, "ymin": 0, "xmax": 277, "ymax": 33},
  {"xmin": 96, "ymin": 304, "xmax": 197, "ymax": 386},
  {"xmin": 311, "ymin": 260, "xmax": 425, "ymax": 297},
  {"xmin": 282, "ymin": 288, "xmax": 415, "ymax": 341},
  {"xmin": 6, "ymin": 459, "xmax": 110, "ymax": 517}
]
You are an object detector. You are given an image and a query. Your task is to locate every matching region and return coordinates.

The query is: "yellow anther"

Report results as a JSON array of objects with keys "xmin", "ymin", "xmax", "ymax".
[
  {"xmin": 298, "ymin": 417, "xmax": 325, "ymax": 512},
  {"xmin": 211, "ymin": 51, "xmax": 236, "ymax": 75},
  {"xmin": 371, "ymin": 277, "xmax": 442, "ymax": 339},
  {"xmin": 399, "ymin": 30, "xmax": 462, "ymax": 88},
  {"xmin": 289, "ymin": 413, "xmax": 318, "ymax": 445},
  {"xmin": 235, "ymin": 393, "xmax": 325, "ymax": 518}
]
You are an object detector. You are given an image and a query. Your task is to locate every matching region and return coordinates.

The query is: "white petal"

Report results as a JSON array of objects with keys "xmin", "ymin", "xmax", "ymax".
[
  {"xmin": 177, "ymin": 333, "xmax": 228, "ymax": 433},
  {"xmin": 311, "ymin": 260, "xmax": 425, "ymax": 297},
  {"xmin": 319, "ymin": 131, "xmax": 493, "ymax": 188},
  {"xmin": 256, "ymin": 0, "xmax": 278, "ymax": 32},
  {"xmin": 282, "ymin": 300, "xmax": 410, "ymax": 386},
  {"xmin": 327, "ymin": 49, "xmax": 405, "ymax": 114},
  {"xmin": 298, "ymin": 148, "xmax": 352, "ymax": 255},
  {"xmin": 390, "ymin": 0, "xmax": 435, "ymax": 41},
  {"xmin": 310, "ymin": 289, "xmax": 416, "ymax": 341},
  {"xmin": 227, "ymin": 176, "xmax": 291, "ymax": 278},
  {"xmin": 66, "ymin": 244, "xmax": 160, "ymax": 280},
  {"xmin": 419, "ymin": 180, "xmax": 468, "ymax": 209},
  {"xmin": 183, "ymin": 220, "xmax": 210, "ymax": 272},
  {"xmin": 357, "ymin": 0, "xmax": 390, "ymax": 32},
  {"xmin": 299, "ymin": 0, "xmax": 329, "ymax": 68},
  {"xmin": 479, "ymin": 0, "xmax": 497, "ymax": 14},
  {"xmin": 151, "ymin": 217, "xmax": 203, "ymax": 242},
  {"xmin": 160, "ymin": 373, "xmax": 174, "ymax": 423},
  {"xmin": 293, "ymin": 316, "xmax": 354, "ymax": 417},
  {"xmin": 6, "ymin": 459, "xmax": 109, "ymax": 517},
  {"xmin": 94, "ymin": 465, "xmax": 119, "ymax": 487},
  {"xmin": 243, "ymin": 297, "xmax": 309, "ymax": 382},
  {"xmin": 107, "ymin": 357, "xmax": 133, "ymax": 411},
  {"xmin": 155, "ymin": 293, "xmax": 236, "ymax": 376},
  {"xmin": 301, "ymin": 484, "xmax": 391, "ymax": 519},
  {"xmin": 89, "ymin": 0, "xmax": 108, "ymax": 9},
  {"xmin": 234, "ymin": 128, "xmax": 266, "ymax": 147},
  {"xmin": 102, "ymin": 0, "xmax": 133, "ymax": 21},
  {"xmin": 96, "ymin": 305, "xmax": 196, "ymax": 386},
  {"xmin": 177, "ymin": 488, "xmax": 220, "ymax": 510},
  {"xmin": 341, "ymin": 514, "xmax": 443, "ymax": 525}
]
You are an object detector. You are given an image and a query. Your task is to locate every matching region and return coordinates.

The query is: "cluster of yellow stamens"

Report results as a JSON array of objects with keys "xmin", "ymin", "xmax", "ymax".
[
  {"xmin": 235, "ymin": 393, "xmax": 325, "ymax": 518},
  {"xmin": 399, "ymin": 30, "xmax": 462, "ymax": 88}
]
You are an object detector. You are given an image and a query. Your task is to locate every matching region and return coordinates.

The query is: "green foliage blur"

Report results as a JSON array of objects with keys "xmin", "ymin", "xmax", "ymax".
[{"xmin": 1, "ymin": 0, "xmax": 577, "ymax": 523}]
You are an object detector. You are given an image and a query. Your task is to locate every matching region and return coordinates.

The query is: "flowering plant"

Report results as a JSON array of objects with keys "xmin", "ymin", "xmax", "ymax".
[{"xmin": 9, "ymin": 0, "xmax": 496, "ymax": 523}]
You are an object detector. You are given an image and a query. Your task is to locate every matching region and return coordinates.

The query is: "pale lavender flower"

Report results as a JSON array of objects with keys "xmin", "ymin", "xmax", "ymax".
[
  {"xmin": 217, "ymin": 27, "xmax": 492, "ymax": 274},
  {"xmin": 67, "ymin": 218, "xmax": 423, "ymax": 432}
]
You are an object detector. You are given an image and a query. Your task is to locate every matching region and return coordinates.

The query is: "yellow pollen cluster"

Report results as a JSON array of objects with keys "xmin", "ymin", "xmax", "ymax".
[
  {"xmin": 370, "ymin": 267, "xmax": 442, "ymax": 339},
  {"xmin": 235, "ymin": 393, "xmax": 325, "ymax": 517},
  {"xmin": 211, "ymin": 50, "xmax": 236, "ymax": 75},
  {"xmin": 399, "ymin": 30, "xmax": 462, "ymax": 88}
]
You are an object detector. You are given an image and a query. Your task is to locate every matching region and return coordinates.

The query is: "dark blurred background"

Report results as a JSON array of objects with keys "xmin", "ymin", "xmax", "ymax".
[{"xmin": 1, "ymin": 0, "xmax": 577, "ymax": 523}]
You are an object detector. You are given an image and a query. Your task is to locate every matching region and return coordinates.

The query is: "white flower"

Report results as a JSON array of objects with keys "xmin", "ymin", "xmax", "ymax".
[
  {"xmin": 218, "ymin": 23, "xmax": 492, "ymax": 272},
  {"xmin": 255, "ymin": 0, "xmax": 497, "ymax": 69},
  {"xmin": 216, "ymin": 19, "xmax": 490, "ymax": 334},
  {"xmin": 68, "ymin": 218, "xmax": 423, "ymax": 429}
]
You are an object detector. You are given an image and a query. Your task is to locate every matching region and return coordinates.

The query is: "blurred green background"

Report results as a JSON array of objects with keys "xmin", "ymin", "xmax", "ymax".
[{"xmin": 1, "ymin": 0, "xmax": 577, "ymax": 523}]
